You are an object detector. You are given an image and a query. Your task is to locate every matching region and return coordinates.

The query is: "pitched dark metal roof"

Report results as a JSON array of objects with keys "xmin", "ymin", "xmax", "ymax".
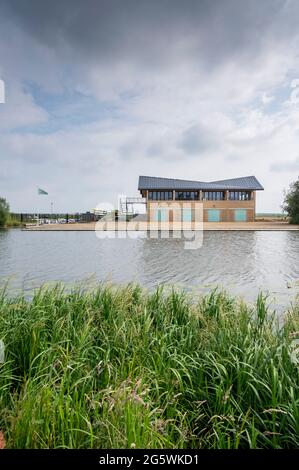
[{"xmin": 138, "ymin": 175, "xmax": 264, "ymax": 191}]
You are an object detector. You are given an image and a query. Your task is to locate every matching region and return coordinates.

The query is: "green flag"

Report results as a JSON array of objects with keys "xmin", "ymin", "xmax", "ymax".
[{"xmin": 38, "ymin": 188, "xmax": 48, "ymax": 195}]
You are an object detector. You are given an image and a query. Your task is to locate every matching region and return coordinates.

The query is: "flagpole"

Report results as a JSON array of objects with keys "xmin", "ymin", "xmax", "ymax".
[
  {"xmin": 37, "ymin": 186, "xmax": 39, "ymax": 226},
  {"xmin": 37, "ymin": 187, "xmax": 49, "ymax": 225}
]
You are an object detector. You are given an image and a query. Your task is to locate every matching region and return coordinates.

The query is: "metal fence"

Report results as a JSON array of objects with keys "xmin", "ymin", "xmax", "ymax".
[{"xmin": 11, "ymin": 212, "xmax": 106, "ymax": 224}]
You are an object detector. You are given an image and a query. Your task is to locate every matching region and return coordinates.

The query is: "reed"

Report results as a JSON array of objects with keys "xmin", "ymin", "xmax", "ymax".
[{"xmin": 0, "ymin": 284, "xmax": 298, "ymax": 448}]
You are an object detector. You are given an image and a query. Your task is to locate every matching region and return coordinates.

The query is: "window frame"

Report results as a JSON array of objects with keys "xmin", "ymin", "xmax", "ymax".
[
  {"xmin": 202, "ymin": 191, "xmax": 225, "ymax": 201},
  {"xmin": 175, "ymin": 190, "xmax": 199, "ymax": 200}
]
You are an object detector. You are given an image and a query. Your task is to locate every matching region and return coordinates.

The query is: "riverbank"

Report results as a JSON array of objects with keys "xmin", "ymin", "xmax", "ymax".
[
  {"xmin": 23, "ymin": 220, "xmax": 299, "ymax": 231},
  {"xmin": 0, "ymin": 285, "xmax": 298, "ymax": 448}
]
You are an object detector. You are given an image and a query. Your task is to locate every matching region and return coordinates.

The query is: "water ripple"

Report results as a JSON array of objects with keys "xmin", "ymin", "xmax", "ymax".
[{"xmin": 1, "ymin": 229, "xmax": 299, "ymax": 312}]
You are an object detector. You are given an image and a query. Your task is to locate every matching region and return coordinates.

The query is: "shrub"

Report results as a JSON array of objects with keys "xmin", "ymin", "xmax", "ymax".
[
  {"xmin": 0, "ymin": 198, "xmax": 9, "ymax": 228},
  {"xmin": 283, "ymin": 178, "xmax": 299, "ymax": 224}
]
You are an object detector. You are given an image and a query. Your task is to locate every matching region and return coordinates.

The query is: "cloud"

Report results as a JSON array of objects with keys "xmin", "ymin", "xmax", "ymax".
[
  {"xmin": 178, "ymin": 124, "xmax": 217, "ymax": 155},
  {"xmin": 0, "ymin": 81, "xmax": 48, "ymax": 131},
  {"xmin": 270, "ymin": 156, "xmax": 299, "ymax": 172},
  {"xmin": 1, "ymin": 1, "xmax": 289, "ymax": 69},
  {"xmin": 262, "ymin": 93, "xmax": 275, "ymax": 105},
  {"xmin": 1, "ymin": 0, "xmax": 299, "ymax": 212}
]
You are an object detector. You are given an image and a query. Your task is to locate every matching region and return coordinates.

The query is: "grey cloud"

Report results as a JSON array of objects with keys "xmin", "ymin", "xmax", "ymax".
[
  {"xmin": 225, "ymin": 154, "xmax": 240, "ymax": 162},
  {"xmin": 270, "ymin": 157, "xmax": 299, "ymax": 172},
  {"xmin": 178, "ymin": 124, "xmax": 217, "ymax": 155},
  {"xmin": 146, "ymin": 142, "xmax": 163, "ymax": 158},
  {"xmin": 1, "ymin": 0, "xmax": 296, "ymax": 72},
  {"xmin": 1, "ymin": 0, "xmax": 299, "ymax": 214}
]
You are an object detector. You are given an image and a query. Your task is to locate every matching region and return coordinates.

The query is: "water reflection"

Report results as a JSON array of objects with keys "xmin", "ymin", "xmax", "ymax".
[{"xmin": 0, "ymin": 229, "xmax": 299, "ymax": 312}]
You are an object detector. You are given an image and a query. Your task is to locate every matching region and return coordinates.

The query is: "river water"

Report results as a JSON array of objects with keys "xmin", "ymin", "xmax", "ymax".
[{"xmin": 0, "ymin": 229, "xmax": 299, "ymax": 312}]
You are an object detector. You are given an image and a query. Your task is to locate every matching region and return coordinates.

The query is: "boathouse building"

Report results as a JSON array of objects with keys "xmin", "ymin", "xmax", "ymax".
[{"xmin": 138, "ymin": 175, "xmax": 264, "ymax": 223}]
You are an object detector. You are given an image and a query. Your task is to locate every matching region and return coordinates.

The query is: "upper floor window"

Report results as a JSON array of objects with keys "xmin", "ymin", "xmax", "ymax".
[
  {"xmin": 175, "ymin": 191, "xmax": 199, "ymax": 200},
  {"xmin": 202, "ymin": 191, "xmax": 225, "ymax": 201},
  {"xmin": 148, "ymin": 191, "xmax": 173, "ymax": 200},
  {"xmin": 229, "ymin": 191, "xmax": 251, "ymax": 201}
]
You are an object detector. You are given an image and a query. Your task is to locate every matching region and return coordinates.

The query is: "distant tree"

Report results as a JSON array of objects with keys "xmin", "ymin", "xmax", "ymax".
[
  {"xmin": 283, "ymin": 178, "xmax": 299, "ymax": 224},
  {"xmin": 0, "ymin": 197, "xmax": 9, "ymax": 227}
]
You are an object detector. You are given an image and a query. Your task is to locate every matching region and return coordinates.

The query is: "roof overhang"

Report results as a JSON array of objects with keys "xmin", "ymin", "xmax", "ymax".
[{"xmin": 138, "ymin": 175, "xmax": 264, "ymax": 191}]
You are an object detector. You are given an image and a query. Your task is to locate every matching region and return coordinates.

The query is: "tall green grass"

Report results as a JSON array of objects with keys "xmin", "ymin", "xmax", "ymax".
[{"xmin": 0, "ymin": 285, "xmax": 298, "ymax": 448}]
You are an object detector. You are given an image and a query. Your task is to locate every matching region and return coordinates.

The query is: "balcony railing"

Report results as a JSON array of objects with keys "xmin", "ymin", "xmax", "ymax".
[{"xmin": 124, "ymin": 197, "xmax": 146, "ymax": 204}]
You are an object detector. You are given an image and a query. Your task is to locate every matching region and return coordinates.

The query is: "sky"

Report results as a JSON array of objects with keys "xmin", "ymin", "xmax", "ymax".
[{"xmin": 1, "ymin": 0, "xmax": 299, "ymax": 213}]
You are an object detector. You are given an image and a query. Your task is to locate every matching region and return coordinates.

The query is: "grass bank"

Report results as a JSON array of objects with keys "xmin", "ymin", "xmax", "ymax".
[{"xmin": 0, "ymin": 285, "xmax": 298, "ymax": 449}]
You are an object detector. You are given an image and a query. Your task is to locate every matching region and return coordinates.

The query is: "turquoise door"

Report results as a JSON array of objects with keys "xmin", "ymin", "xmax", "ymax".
[
  {"xmin": 235, "ymin": 209, "xmax": 247, "ymax": 222},
  {"xmin": 208, "ymin": 209, "xmax": 220, "ymax": 222},
  {"xmin": 155, "ymin": 209, "xmax": 168, "ymax": 222},
  {"xmin": 182, "ymin": 208, "xmax": 192, "ymax": 222}
]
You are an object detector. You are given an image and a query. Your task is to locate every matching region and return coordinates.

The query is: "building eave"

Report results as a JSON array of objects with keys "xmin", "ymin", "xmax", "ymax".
[{"xmin": 138, "ymin": 175, "xmax": 264, "ymax": 191}]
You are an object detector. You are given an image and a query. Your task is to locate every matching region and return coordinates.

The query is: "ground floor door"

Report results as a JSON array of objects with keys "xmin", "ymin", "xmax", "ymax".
[
  {"xmin": 154, "ymin": 209, "xmax": 168, "ymax": 222},
  {"xmin": 208, "ymin": 209, "xmax": 220, "ymax": 222},
  {"xmin": 181, "ymin": 208, "xmax": 192, "ymax": 222},
  {"xmin": 234, "ymin": 209, "xmax": 247, "ymax": 222}
]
